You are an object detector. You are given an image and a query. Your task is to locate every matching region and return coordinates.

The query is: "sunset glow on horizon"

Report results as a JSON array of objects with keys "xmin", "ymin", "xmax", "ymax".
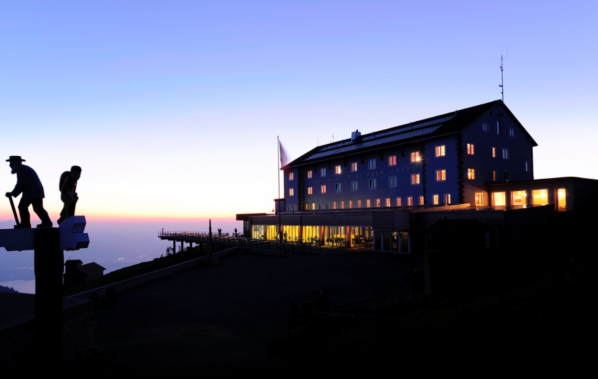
[{"xmin": 1, "ymin": 1, "xmax": 596, "ymax": 225}]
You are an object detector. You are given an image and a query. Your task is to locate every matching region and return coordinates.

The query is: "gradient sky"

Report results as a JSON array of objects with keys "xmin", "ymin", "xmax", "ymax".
[{"xmin": 1, "ymin": 0, "xmax": 596, "ymax": 222}]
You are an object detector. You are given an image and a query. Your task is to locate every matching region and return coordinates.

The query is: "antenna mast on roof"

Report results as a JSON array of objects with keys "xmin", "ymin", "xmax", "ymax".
[{"xmin": 499, "ymin": 55, "xmax": 504, "ymax": 102}]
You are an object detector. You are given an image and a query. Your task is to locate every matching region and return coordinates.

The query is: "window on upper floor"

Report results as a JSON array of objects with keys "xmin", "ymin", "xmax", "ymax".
[
  {"xmin": 419, "ymin": 196, "xmax": 424, "ymax": 205},
  {"xmin": 307, "ymin": 170, "xmax": 313, "ymax": 179},
  {"xmin": 436, "ymin": 169, "xmax": 446, "ymax": 181},
  {"xmin": 289, "ymin": 172, "xmax": 294, "ymax": 180},
  {"xmin": 320, "ymin": 167, "xmax": 326, "ymax": 177},
  {"xmin": 289, "ymin": 188, "xmax": 294, "ymax": 196},
  {"xmin": 483, "ymin": 122, "xmax": 489, "ymax": 132},
  {"xmin": 502, "ymin": 148, "xmax": 509, "ymax": 160},
  {"xmin": 411, "ymin": 174, "xmax": 420, "ymax": 185},
  {"xmin": 411, "ymin": 151, "xmax": 421, "ymax": 162},
  {"xmin": 435, "ymin": 145, "xmax": 445, "ymax": 157},
  {"xmin": 509, "ymin": 128, "xmax": 514, "ymax": 137},
  {"xmin": 305, "ymin": 203, "xmax": 310, "ymax": 211},
  {"xmin": 388, "ymin": 155, "xmax": 397, "ymax": 166},
  {"xmin": 433, "ymin": 194, "xmax": 439, "ymax": 205},
  {"xmin": 503, "ymin": 171, "xmax": 510, "ymax": 181},
  {"xmin": 321, "ymin": 185, "xmax": 326, "ymax": 194},
  {"xmin": 369, "ymin": 179, "xmax": 377, "ymax": 189},
  {"xmin": 335, "ymin": 183, "xmax": 341, "ymax": 192},
  {"xmin": 407, "ymin": 197, "xmax": 413, "ymax": 206},
  {"xmin": 467, "ymin": 143, "xmax": 475, "ymax": 155},
  {"xmin": 351, "ymin": 162, "xmax": 358, "ymax": 172},
  {"xmin": 307, "ymin": 186, "xmax": 313, "ymax": 195},
  {"xmin": 388, "ymin": 176, "xmax": 397, "ymax": 188},
  {"xmin": 368, "ymin": 158, "xmax": 376, "ymax": 170},
  {"xmin": 351, "ymin": 181, "xmax": 358, "ymax": 191},
  {"xmin": 492, "ymin": 147, "xmax": 496, "ymax": 158},
  {"xmin": 493, "ymin": 171, "xmax": 496, "ymax": 181},
  {"xmin": 335, "ymin": 165, "xmax": 342, "ymax": 175},
  {"xmin": 525, "ymin": 161, "xmax": 529, "ymax": 172},
  {"xmin": 467, "ymin": 168, "xmax": 475, "ymax": 180},
  {"xmin": 497, "ymin": 120, "xmax": 502, "ymax": 135}
]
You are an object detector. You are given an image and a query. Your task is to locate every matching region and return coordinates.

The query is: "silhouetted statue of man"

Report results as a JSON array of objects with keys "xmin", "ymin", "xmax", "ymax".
[
  {"xmin": 57, "ymin": 165, "xmax": 82, "ymax": 225},
  {"xmin": 5, "ymin": 156, "xmax": 53, "ymax": 228}
]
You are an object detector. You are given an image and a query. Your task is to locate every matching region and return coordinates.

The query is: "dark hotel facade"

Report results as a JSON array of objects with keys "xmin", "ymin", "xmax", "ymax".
[{"xmin": 237, "ymin": 100, "xmax": 598, "ymax": 253}]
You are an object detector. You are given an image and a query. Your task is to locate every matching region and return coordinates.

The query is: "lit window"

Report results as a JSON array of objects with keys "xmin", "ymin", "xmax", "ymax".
[
  {"xmin": 349, "ymin": 200, "xmax": 353, "ymax": 209},
  {"xmin": 357, "ymin": 200, "xmax": 362, "ymax": 208},
  {"xmin": 435, "ymin": 145, "xmax": 445, "ymax": 157},
  {"xmin": 411, "ymin": 174, "xmax": 420, "ymax": 185},
  {"xmin": 312, "ymin": 202, "xmax": 316, "ymax": 210},
  {"xmin": 492, "ymin": 147, "xmax": 496, "ymax": 158},
  {"xmin": 305, "ymin": 203, "xmax": 309, "ymax": 210},
  {"xmin": 307, "ymin": 170, "xmax": 313, "ymax": 179},
  {"xmin": 396, "ymin": 197, "xmax": 402, "ymax": 207},
  {"xmin": 411, "ymin": 151, "xmax": 421, "ymax": 162},
  {"xmin": 341, "ymin": 201, "xmax": 344, "ymax": 209},
  {"xmin": 502, "ymin": 148, "xmax": 509, "ymax": 160},
  {"xmin": 388, "ymin": 176, "xmax": 397, "ymax": 188},
  {"xmin": 407, "ymin": 197, "xmax": 413, "ymax": 206},
  {"xmin": 436, "ymin": 169, "xmax": 446, "ymax": 181},
  {"xmin": 335, "ymin": 183, "xmax": 341, "ymax": 192},
  {"xmin": 366, "ymin": 199, "xmax": 371, "ymax": 208},
  {"xmin": 351, "ymin": 162, "xmax": 358, "ymax": 172},
  {"xmin": 557, "ymin": 188, "xmax": 566, "ymax": 211},
  {"xmin": 289, "ymin": 188, "xmax": 294, "ymax": 196},
  {"xmin": 320, "ymin": 168, "xmax": 326, "ymax": 177},
  {"xmin": 532, "ymin": 189, "xmax": 548, "ymax": 206},
  {"xmin": 385, "ymin": 198, "xmax": 391, "ymax": 207},
  {"xmin": 483, "ymin": 122, "xmax": 488, "ymax": 132},
  {"xmin": 467, "ymin": 143, "xmax": 475, "ymax": 155},
  {"xmin": 511, "ymin": 190, "xmax": 527, "ymax": 209},
  {"xmin": 419, "ymin": 196, "xmax": 424, "ymax": 205},
  {"xmin": 307, "ymin": 187, "xmax": 313, "ymax": 195},
  {"xmin": 335, "ymin": 165, "xmax": 342, "ymax": 175},
  {"xmin": 475, "ymin": 192, "xmax": 485, "ymax": 206},
  {"xmin": 369, "ymin": 179, "xmax": 377, "ymax": 189},
  {"xmin": 351, "ymin": 181, "xmax": 358, "ymax": 191},
  {"xmin": 389, "ymin": 155, "xmax": 397, "ymax": 166},
  {"xmin": 333, "ymin": 202, "xmax": 337, "ymax": 209},
  {"xmin": 493, "ymin": 171, "xmax": 496, "ymax": 181},
  {"xmin": 289, "ymin": 172, "xmax": 294, "ymax": 180},
  {"xmin": 468, "ymin": 168, "xmax": 475, "ymax": 180},
  {"xmin": 368, "ymin": 158, "xmax": 376, "ymax": 170},
  {"xmin": 433, "ymin": 195, "xmax": 439, "ymax": 205},
  {"xmin": 321, "ymin": 185, "xmax": 326, "ymax": 194},
  {"xmin": 445, "ymin": 194, "xmax": 451, "ymax": 204},
  {"xmin": 509, "ymin": 128, "xmax": 514, "ymax": 137},
  {"xmin": 492, "ymin": 192, "xmax": 506, "ymax": 207},
  {"xmin": 376, "ymin": 199, "xmax": 381, "ymax": 207}
]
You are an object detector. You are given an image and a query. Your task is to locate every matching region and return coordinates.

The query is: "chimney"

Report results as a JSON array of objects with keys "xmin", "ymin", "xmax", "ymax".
[{"xmin": 351, "ymin": 129, "xmax": 361, "ymax": 141}]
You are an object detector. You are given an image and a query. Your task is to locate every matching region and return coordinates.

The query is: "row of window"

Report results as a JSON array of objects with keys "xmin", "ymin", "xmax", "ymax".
[
  {"xmin": 303, "ymin": 193, "xmax": 452, "ymax": 210},
  {"xmin": 290, "ymin": 169, "xmax": 478, "ymax": 196},
  {"xmin": 482, "ymin": 121, "xmax": 515, "ymax": 137},
  {"xmin": 290, "ymin": 146, "xmax": 511, "ymax": 181}
]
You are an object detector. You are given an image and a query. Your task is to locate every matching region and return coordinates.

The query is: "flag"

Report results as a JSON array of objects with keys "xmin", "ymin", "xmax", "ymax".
[{"xmin": 278, "ymin": 138, "xmax": 289, "ymax": 169}]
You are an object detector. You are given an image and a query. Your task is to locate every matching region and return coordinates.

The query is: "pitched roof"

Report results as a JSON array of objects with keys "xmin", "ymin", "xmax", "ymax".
[{"xmin": 283, "ymin": 100, "xmax": 537, "ymax": 169}]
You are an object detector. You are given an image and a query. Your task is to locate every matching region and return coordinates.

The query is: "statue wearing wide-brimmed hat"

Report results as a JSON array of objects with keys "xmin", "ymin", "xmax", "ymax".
[{"xmin": 5, "ymin": 155, "xmax": 53, "ymax": 228}]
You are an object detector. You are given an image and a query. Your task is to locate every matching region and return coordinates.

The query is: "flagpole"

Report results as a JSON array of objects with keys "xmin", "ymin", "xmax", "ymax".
[{"xmin": 276, "ymin": 136, "xmax": 280, "ymax": 199}]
